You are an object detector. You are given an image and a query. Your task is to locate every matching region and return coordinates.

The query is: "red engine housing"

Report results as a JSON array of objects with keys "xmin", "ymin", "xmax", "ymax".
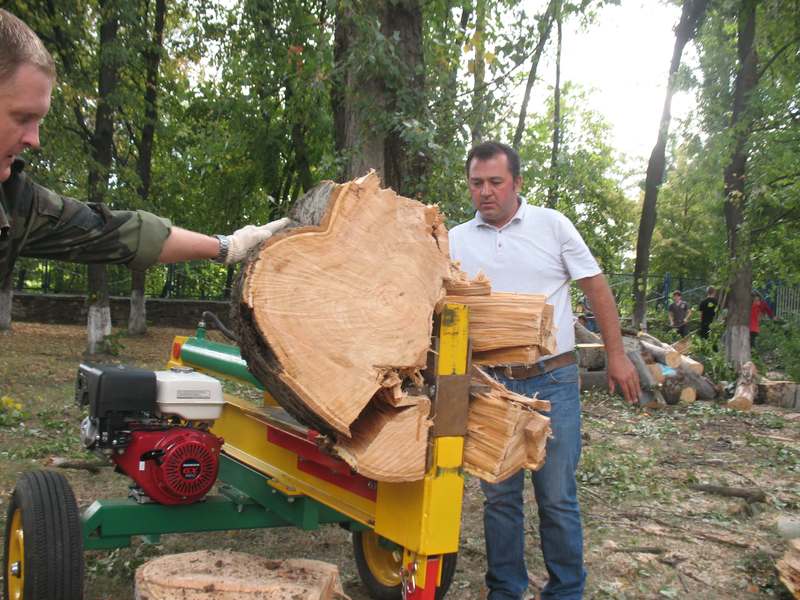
[{"xmin": 113, "ymin": 428, "xmax": 223, "ymax": 505}]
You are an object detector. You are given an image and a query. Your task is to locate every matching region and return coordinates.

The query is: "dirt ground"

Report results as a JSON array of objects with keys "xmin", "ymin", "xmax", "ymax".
[{"xmin": 1, "ymin": 322, "xmax": 798, "ymax": 599}]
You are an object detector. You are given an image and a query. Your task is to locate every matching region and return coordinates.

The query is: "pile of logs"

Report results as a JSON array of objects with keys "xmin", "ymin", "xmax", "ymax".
[
  {"xmin": 233, "ymin": 173, "xmax": 553, "ymax": 484},
  {"xmin": 576, "ymin": 323, "xmax": 718, "ymax": 406}
]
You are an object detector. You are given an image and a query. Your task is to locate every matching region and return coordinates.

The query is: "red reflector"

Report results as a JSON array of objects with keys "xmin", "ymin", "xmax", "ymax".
[{"xmin": 171, "ymin": 340, "xmax": 183, "ymax": 360}]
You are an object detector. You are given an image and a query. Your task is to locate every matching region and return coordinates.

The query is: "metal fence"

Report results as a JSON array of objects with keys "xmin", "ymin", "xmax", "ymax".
[
  {"xmin": 10, "ymin": 258, "xmax": 233, "ymax": 300},
  {"xmin": 774, "ymin": 285, "xmax": 800, "ymax": 318}
]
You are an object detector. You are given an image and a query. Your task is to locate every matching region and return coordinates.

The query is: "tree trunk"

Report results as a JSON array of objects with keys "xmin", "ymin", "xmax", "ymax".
[
  {"xmin": 632, "ymin": 0, "xmax": 709, "ymax": 330},
  {"xmin": 333, "ymin": 0, "xmax": 426, "ymax": 196},
  {"xmin": 546, "ymin": 0, "xmax": 562, "ymax": 209},
  {"xmin": 87, "ymin": 265, "xmax": 112, "ymax": 355},
  {"xmin": 128, "ymin": 269, "xmax": 147, "ymax": 335},
  {"xmin": 723, "ymin": 0, "xmax": 759, "ymax": 371},
  {"xmin": 470, "ymin": 0, "xmax": 487, "ymax": 144},
  {"xmin": 0, "ymin": 275, "xmax": 12, "ymax": 332},
  {"xmin": 512, "ymin": 0, "xmax": 555, "ymax": 150},
  {"xmin": 86, "ymin": 0, "xmax": 120, "ymax": 354}
]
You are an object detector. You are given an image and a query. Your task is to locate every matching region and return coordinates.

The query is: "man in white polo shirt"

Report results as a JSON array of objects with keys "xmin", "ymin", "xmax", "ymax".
[{"xmin": 449, "ymin": 141, "xmax": 639, "ymax": 600}]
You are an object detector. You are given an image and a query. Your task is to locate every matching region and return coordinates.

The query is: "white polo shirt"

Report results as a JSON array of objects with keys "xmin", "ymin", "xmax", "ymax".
[{"xmin": 448, "ymin": 200, "xmax": 601, "ymax": 356}]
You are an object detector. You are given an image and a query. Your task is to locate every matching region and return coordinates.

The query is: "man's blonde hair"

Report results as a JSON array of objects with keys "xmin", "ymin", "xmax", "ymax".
[{"xmin": 0, "ymin": 9, "xmax": 56, "ymax": 84}]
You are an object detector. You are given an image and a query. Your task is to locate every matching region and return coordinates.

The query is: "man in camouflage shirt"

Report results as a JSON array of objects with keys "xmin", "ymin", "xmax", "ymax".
[{"xmin": 0, "ymin": 9, "xmax": 288, "ymax": 284}]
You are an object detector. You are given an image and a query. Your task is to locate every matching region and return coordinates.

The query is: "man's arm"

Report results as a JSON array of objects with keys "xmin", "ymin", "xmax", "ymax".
[
  {"xmin": 577, "ymin": 274, "xmax": 640, "ymax": 403},
  {"xmin": 157, "ymin": 218, "xmax": 291, "ymax": 265}
]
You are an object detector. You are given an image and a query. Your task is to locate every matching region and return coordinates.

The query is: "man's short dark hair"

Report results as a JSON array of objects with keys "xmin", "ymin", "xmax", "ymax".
[
  {"xmin": 673, "ymin": 290, "xmax": 682, "ymax": 296},
  {"xmin": 465, "ymin": 141, "xmax": 521, "ymax": 179},
  {"xmin": 0, "ymin": 9, "xmax": 56, "ymax": 83}
]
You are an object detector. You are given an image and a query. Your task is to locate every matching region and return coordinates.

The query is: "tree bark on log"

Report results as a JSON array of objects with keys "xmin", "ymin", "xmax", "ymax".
[
  {"xmin": 757, "ymin": 380, "xmax": 800, "ymax": 409},
  {"xmin": 579, "ymin": 370, "xmax": 609, "ymax": 392},
  {"xmin": 574, "ymin": 321, "xmax": 602, "ymax": 344}
]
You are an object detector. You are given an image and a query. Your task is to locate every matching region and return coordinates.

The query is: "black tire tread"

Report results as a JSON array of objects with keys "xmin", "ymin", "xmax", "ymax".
[{"xmin": 3, "ymin": 470, "xmax": 83, "ymax": 600}]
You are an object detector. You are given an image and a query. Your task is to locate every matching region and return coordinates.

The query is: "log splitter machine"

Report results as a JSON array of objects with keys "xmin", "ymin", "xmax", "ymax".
[{"xmin": 2, "ymin": 304, "xmax": 471, "ymax": 600}]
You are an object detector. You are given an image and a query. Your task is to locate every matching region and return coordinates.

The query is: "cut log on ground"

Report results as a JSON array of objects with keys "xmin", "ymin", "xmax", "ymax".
[
  {"xmin": 728, "ymin": 361, "xmax": 758, "ymax": 411},
  {"xmin": 777, "ymin": 538, "xmax": 800, "ymax": 599},
  {"xmin": 647, "ymin": 363, "xmax": 666, "ymax": 384},
  {"xmin": 134, "ymin": 550, "xmax": 347, "ymax": 600},
  {"xmin": 464, "ymin": 368, "xmax": 551, "ymax": 483},
  {"xmin": 639, "ymin": 340, "xmax": 682, "ymax": 369},
  {"xmin": 576, "ymin": 343, "xmax": 605, "ymax": 370},
  {"xmin": 579, "ymin": 370, "xmax": 609, "ymax": 392},
  {"xmin": 758, "ymin": 380, "xmax": 800, "ymax": 409},
  {"xmin": 662, "ymin": 375, "xmax": 696, "ymax": 405}
]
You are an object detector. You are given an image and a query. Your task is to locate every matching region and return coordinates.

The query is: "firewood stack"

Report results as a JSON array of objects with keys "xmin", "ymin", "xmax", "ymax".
[{"xmin": 233, "ymin": 173, "xmax": 553, "ymax": 484}]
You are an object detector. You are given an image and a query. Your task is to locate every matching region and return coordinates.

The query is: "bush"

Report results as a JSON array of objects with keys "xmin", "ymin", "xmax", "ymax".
[{"xmin": 756, "ymin": 315, "xmax": 800, "ymax": 381}]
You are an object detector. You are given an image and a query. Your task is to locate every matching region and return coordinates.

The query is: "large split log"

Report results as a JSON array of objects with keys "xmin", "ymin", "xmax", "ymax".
[
  {"xmin": 233, "ymin": 173, "xmax": 450, "ymax": 438},
  {"xmin": 574, "ymin": 321, "xmax": 602, "ymax": 344},
  {"xmin": 134, "ymin": 550, "xmax": 346, "ymax": 600}
]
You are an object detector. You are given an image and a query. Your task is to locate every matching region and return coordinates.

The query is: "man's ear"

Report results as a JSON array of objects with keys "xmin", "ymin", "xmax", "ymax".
[{"xmin": 514, "ymin": 176, "xmax": 523, "ymax": 193}]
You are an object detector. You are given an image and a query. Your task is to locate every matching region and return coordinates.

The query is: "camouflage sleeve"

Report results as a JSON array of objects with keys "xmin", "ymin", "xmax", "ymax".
[{"xmin": 20, "ymin": 179, "xmax": 172, "ymax": 269}]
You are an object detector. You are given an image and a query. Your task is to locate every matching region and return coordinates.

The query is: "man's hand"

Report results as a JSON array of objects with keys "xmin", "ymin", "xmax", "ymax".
[
  {"xmin": 607, "ymin": 351, "xmax": 640, "ymax": 404},
  {"xmin": 226, "ymin": 217, "xmax": 291, "ymax": 264}
]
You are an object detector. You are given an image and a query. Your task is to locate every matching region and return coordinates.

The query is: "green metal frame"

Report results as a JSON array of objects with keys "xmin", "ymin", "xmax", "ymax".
[{"xmin": 82, "ymin": 454, "xmax": 363, "ymax": 550}]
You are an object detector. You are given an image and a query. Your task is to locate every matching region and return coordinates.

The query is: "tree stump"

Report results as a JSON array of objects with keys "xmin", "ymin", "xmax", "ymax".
[{"xmin": 134, "ymin": 550, "xmax": 347, "ymax": 600}]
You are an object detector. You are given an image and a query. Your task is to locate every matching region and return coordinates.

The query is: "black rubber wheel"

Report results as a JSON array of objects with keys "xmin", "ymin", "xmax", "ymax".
[
  {"xmin": 352, "ymin": 530, "xmax": 457, "ymax": 600},
  {"xmin": 2, "ymin": 470, "xmax": 84, "ymax": 600}
]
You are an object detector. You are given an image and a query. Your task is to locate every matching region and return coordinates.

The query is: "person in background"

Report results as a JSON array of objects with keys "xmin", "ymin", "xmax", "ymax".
[
  {"xmin": 578, "ymin": 294, "xmax": 598, "ymax": 333},
  {"xmin": 749, "ymin": 291, "xmax": 774, "ymax": 349},
  {"xmin": 698, "ymin": 286, "xmax": 718, "ymax": 339},
  {"xmin": 449, "ymin": 140, "xmax": 639, "ymax": 600},
  {"xmin": 668, "ymin": 290, "xmax": 691, "ymax": 337},
  {"xmin": 0, "ymin": 8, "xmax": 288, "ymax": 284}
]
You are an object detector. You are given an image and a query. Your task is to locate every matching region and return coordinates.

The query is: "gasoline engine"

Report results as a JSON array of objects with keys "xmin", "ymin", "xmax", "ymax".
[{"xmin": 75, "ymin": 363, "xmax": 225, "ymax": 505}]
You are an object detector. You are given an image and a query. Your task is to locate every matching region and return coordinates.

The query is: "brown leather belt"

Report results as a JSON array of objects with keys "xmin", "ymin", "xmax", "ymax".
[{"xmin": 493, "ymin": 351, "xmax": 576, "ymax": 380}]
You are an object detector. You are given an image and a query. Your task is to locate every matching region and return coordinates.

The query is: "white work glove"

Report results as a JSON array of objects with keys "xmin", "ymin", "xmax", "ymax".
[{"xmin": 221, "ymin": 217, "xmax": 291, "ymax": 265}]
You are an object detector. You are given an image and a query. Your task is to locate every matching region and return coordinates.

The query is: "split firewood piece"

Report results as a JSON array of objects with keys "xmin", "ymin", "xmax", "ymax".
[
  {"xmin": 234, "ymin": 173, "xmax": 451, "ymax": 437},
  {"xmin": 445, "ymin": 292, "xmax": 555, "ymax": 353},
  {"xmin": 444, "ymin": 267, "xmax": 491, "ymax": 296},
  {"xmin": 728, "ymin": 361, "xmax": 758, "ymax": 411},
  {"xmin": 473, "ymin": 345, "xmax": 541, "ymax": 367},
  {"xmin": 777, "ymin": 538, "xmax": 800, "ymax": 599},
  {"xmin": 334, "ymin": 397, "xmax": 431, "ymax": 482},
  {"xmin": 464, "ymin": 368, "xmax": 551, "ymax": 484},
  {"xmin": 134, "ymin": 550, "xmax": 348, "ymax": 600},
  {"xmin": 647, "ymin": 363, "xmax": 666, "ymax": 384}
]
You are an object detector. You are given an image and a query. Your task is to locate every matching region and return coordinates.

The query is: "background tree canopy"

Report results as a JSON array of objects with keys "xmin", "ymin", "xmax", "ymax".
[{"xmin": 5, "ymin": 1, "xmax": 800, "ymax": 335}]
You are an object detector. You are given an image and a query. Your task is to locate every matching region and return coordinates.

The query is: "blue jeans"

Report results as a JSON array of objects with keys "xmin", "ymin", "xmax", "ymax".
[{"xmin": 481, "ymin": 363, "xmax": 586, "ymax": 600}]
